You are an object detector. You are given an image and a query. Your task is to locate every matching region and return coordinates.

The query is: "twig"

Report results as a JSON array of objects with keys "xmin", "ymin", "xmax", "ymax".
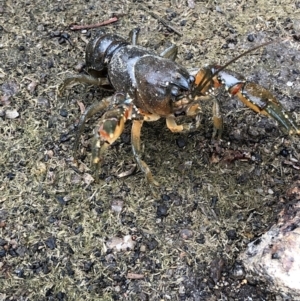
[
  {"xmin": 127, "ymin": 273, "xmax": 144, "ymax": 279},
  {"xmin": 138, "ymin": 5, "xmax": 182, "ymax": 36},
  {"xmin": 70, "ymin": 17, "xmax": 118, "ymax": 31}
]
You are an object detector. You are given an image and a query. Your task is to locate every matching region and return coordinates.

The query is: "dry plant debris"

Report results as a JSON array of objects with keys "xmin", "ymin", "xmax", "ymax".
[{"xmin": 0, "ymin": 0, "xmax": 300, "ymax": 300}]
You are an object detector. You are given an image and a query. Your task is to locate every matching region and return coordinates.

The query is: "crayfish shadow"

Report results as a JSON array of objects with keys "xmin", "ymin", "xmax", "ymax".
[{"xmin": 71, "ymin": 101, "xmax": 282, "ymax": 197}]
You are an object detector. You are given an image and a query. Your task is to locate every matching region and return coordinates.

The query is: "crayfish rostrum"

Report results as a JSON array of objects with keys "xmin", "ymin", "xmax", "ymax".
[{"xmin": 59, "ymin": 29, "xmax": 299, "ymax": 196}]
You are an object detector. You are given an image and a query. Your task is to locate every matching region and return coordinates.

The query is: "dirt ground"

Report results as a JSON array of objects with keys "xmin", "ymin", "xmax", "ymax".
[{"xmin": 1, "ymin": 0, "xmax": 300, "ymax": 300}]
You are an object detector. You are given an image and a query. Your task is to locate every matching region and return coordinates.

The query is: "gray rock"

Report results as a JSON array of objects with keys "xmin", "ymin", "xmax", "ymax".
[{"xmin": 240, "ymin": 200, "xmax": 300, "ymax": 299}]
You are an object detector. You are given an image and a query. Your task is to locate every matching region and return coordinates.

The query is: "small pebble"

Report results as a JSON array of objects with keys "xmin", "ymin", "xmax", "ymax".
[
  {"xmin": 111, "ymin": 199, "xmax": 124, "ymax": 213},
  {"xmin": 15, "ymin": 268, "xmax": 24, "ymax": 278},
  {"xmin": 140, "ymin": 245, "xmax": 146, "ymax": 252},
  {"xmin": 74, "ymin": 225, "xmax": 83, "ymax": 235},
  {"xmin": 5, "ymin": 109, "xmax": 19, "ymax": 119},
  {"xmin": 60, "ymin": 133, "xmax": 71, "ymax": 142},
  {"xmin": 0, "ymin": 102, "xmax": 8, "ymax": 112},
  {"xmin": 215, "ymin": 6, "xmax": 223, "ymax": 13},
  {"xmin": 184, "ymin": 52, "xmax": 193, "ymax": 60},
  {"xmin": 187, "ymin": 0, "xmax": 195, "ymax": 9},
  {"xmin": 280, "ymin": 148, "xmax": 289, "ymax": 157},
  {"xmin": 176, "ymin": 137, "xmax": 186, "ymax": 148},
  {"xmin": 106, "ymin": 235, "xmax": 136, "ymax": 252},
  {"xmin": 56, "ymin": 292, "xmax": 66, "ymax": 300},
  {"xmin": 45, "ymin": 237, "xmax": 57, "ymax": 250},
  {"xmin": 52, "ymin": 31, "xmax": 61, "ymax": 37},
  {"xmin": 56, "ymin": 196, "xmax": 66, "ymax": 205},
  {"xmin": 37, "ymin": 97, "xmax": 49, "ymax": 107},
  {"xmin": 82, "ymin": 261, "xmax": 93, "ymax": 272},
  {"xmin": 83, "ymin": 173, "xmax": 94, "ymax": 185},
  {"xmin": 161, "ymin": 194, "xmax": 170, "ymax": 201},
  {"xmin": 232, "ymin": 262, "xmax": 245, "ymax": 279},
  {"xmin": 247, "ymin": 34, "xmax": 255, "ymax": 42},
  {"xmin": 6, "ymin": 172, "xmax": 15, "ymax": 180},
  {"xmin": 156, "ymin": 204, "xmax": 169, "ymax": 218},
  {"xmin": 0, "ymin": 239, "xmax": 7, "ymax": 246},
  {"xmin": 226, "ymin": 229, "xmax": 237, "ymax": 240},
  {"xmin": 145, "ymin": 238, "xmax": 158, "ymax": 251},
  {"xmin": 37, "ymin": 24, "xmax": 45, "ymax": 31},
  {"xmin": 180, "ymin": 229, "xmax": 193, "ymax": 240},
  {"xmin": 196, "ymin": 234, "xmax": 205, "ymax": 244},
  {"xmin": 59, "ymin": 108, "xmax": 68, "ymax": 117},
  {"xmin": 27, "ymin": 81, "xmax": 38, "ymax": 93}
]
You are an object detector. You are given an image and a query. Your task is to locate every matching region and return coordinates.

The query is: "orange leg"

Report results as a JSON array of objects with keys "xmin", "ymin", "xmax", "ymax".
[
  {"xmin": 212, "ymin": 98, "xmax": 223, "ymax": 139},
  {"xmin": 166, "ymin": 102, "xmax": 202, "ymax": 133},
  {"xmin": 131, "ymin": 120, "xmax": 159, "ymax": 196}
]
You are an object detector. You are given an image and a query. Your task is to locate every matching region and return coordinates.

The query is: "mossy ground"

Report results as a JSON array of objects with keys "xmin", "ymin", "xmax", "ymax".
[{"xmin": 0, "ymin": 0, "xmax": 300, "ymax": 300}]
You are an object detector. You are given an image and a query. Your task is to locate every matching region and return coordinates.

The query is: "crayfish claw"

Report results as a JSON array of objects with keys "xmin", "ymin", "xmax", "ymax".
[
  {"xmin": 90, "ymin": 102, "xmax": 132, "ymax": 181},
  {"xmin": 264, "ymin": 102, "xmax": 300, "ymax": 135},
  {"xmin": 166, "ymin": 113, "xmax": 202, "ymax": 133},
  {"xmin": 211, "ymin": 68, "xmax": 300, "ymax": 135},
  {"xmin": 234, "ymin": 82, "xmax": 300, "ymax": 135},
  {"xmin": 72, "ymin": 98, "xmax": 112, "ymax": 160}
]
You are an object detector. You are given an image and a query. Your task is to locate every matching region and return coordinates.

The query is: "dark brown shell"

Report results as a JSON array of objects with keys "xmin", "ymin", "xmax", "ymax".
[{"xmin": 85, "ymin": 32, "xmax": 129, "ymax": 78}]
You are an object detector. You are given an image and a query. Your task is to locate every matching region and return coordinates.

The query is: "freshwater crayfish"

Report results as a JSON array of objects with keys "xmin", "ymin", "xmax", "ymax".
[{"xmin": 59, "ymin": 29, "xmax": 300, "ymax": 196}]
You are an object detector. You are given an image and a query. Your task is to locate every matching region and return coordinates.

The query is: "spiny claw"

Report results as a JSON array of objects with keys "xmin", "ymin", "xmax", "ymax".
[
  {"xmin": 192, "ymin": 65, "xmax": 300, "ymax": 135},
  {"xmin": 234, "ymin": 83, "xmax": 300, "ymax": 135},
  {"xmin": 91, "ymin": 103, "xmax": 133, "ymax": 179},
  {"xmin": 213, "ymin": 67, "xmax": 300, "ymax": 135},
  {"xmin": 98, "ymin": 102, "xmax": 132, "ymax": 143}
]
